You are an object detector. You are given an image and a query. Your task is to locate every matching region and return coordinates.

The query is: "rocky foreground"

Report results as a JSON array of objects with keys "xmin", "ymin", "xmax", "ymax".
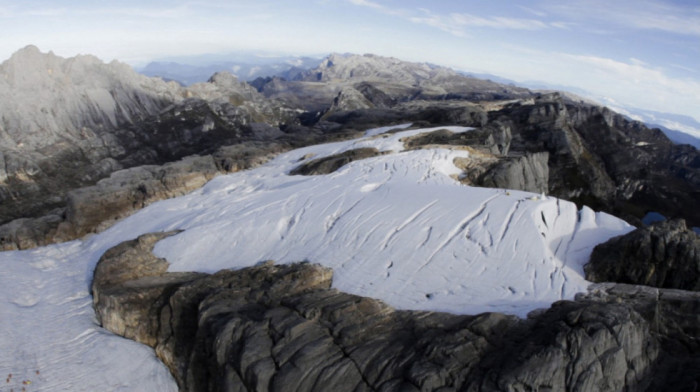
[{"xmin": 92, "ymin": 231, "xmax": 700, "ymax": 392}]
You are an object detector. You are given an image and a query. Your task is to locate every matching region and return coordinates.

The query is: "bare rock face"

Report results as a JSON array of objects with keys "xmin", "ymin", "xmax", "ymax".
[
  {"xmin": 479, "ymin": 152, "xmax": 549, "ymax": 194},
  {"xmin": 92, "ymin": 234, "xmax": 700, "ymax": 392},
  {"xmin": 586, "ymin": 219, "xmax": 700, "ymax": 291},
  {"xmin": 491, "ymin": 93, "xmax": 700, "ymax": 227},
  {"xmin": 0, "ymin": 141, "xmax": 289, "ymax": 251}
]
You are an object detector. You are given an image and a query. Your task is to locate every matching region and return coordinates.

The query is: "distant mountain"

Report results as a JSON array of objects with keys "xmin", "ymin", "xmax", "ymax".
[
  {"xmin": 255, "ymin": 53, "xmax": 533, "ymax": 112},
  {"xmin": 139, "ymin": 55, "xmax": 321, "ymax": 85}
]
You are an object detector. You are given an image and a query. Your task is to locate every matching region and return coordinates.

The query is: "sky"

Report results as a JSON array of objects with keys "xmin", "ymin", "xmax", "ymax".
[{"xmin": 1, "ymin": 0, "xmax": 699, "ymax": 122}]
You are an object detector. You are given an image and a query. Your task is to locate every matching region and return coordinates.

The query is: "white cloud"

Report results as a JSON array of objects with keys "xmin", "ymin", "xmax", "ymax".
[
  {"xmin": 548, "ymin": 0, "xmax": 700, "ymax": 37},
  {"xmin": 517, "ymin": 5, "xmax": 548, "ymax": 18},
  {"xmin": 346, "ymin": 1, "xmax": 556, "ymax": 37},
  {"xmin": 347, "ymin": 0, "xmax": 383, "ymax": 10},
  {"xmin": 559, "ymin": 53, "xmax": 700, "ymax": 121},
  {"xmin": 449, "ymin": 13, "xmax": 549, "ymax": 30}
]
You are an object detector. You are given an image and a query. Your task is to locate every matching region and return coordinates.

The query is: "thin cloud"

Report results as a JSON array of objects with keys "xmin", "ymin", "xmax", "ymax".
[
  {"xmin": 449, "ymin": 13, "xmax": 549, "ymax": 30},
  {"xmin": 348, "ymin": 0, "xmax": 383, "ymax": 10},
  {"xmin": 517, "ymin": 5, "xmax": 548, "ymax": 18},
  {"xmin": 346, "ymin": 1, "xmax": 557, "ymax": 36},
  {"xmin": 548, "ymin": 0, "xmax": 700, "ymax": 37},
  {"xmin": 562, "ymin": 53, "xmax": 700, "ymax": 117}
]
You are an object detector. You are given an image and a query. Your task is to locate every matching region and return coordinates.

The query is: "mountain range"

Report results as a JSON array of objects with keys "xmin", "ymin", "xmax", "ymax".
[
  {"xmin": 137, "ymin": 51, "xmax": 700, "ymax": 148},
  {"xmin": 0, "ymin": 46, "xmax": 698, "ymax": 391}
]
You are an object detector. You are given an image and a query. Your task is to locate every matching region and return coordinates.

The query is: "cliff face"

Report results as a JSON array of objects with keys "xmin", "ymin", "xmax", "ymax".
[{"xmin": 487, "ymin": 94, "xmax": 700, "ymax": 227}]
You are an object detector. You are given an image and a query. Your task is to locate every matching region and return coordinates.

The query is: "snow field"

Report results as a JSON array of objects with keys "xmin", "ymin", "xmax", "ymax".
[{"xmin": 0, "ymin": 124, "xmax": 633, "ymax": 390}]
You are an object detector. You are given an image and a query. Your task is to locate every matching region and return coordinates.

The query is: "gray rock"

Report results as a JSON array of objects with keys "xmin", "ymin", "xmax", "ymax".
[
  {"xmin": 289, "ymin": 148, "xmax": 385, "ymax": 175},
  {"xmin": 585, "ymin": 219, "xmax": 700, "ymax": 291},
  {"xmin": 66, "ymin": 155, "xmax": 219, "ymax": 236},
  {"xmin": 92, "ymin": 234, "xmax": 700, "ymax": 392},
  {"xmin": 479, "ymin": 152, "xmax": 549, "ymax": 194}
]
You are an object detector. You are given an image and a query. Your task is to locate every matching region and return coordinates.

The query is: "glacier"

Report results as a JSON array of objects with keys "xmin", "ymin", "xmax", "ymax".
[{"xmin": 0, "ymin": 125, "xmax": 633, "ymax": 391}]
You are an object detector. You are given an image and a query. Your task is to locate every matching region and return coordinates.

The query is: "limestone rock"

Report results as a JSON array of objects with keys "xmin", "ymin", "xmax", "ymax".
[
  {"xmin": 479, "ymin": 152, "xmax": 550, "ymax": 194},
  {"xmin": 66, "ymin": 155, "xmax": 219, "ymax": 236},
  {"xmin": 586, "ymin": 219, "xmax": 700, "ymax": 291},
  {"xmin": 92, "ymin": 234, "xmax": 700, "ymax": 392}
]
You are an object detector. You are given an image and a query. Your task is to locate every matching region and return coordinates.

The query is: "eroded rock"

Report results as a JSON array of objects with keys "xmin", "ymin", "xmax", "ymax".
[
  {"xmin": 290, "ymin": 148, "xmax": 385, "ymax": 175},
  {"xmin": 586, "ymin": 219, "xmax": 700, "ymax": 291},
  {"xmin": 92, "ymin": 233, "xmax": 700, "ymax": 392}
]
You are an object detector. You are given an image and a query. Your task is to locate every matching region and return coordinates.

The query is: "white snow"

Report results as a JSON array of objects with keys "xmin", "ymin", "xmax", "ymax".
[
  {"xmin": 0, "ymin": 125, "xmax": 634, "ymax": 390},
  {"xmin": 0, "ymin": 241, "xmax": 177, "ymax": 391}
]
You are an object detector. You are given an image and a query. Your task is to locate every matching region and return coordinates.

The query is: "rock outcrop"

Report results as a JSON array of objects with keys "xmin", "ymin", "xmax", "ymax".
[
  {"xmin": 586, "ymin": 219, "xmax": 700, "ymax": 291},
  {"xmin": 478, "ymin": 152, "xmax": 549, "ymax": 194},
  {"xmin": 0, "ymin": 142, "xmax": 287, "ymax": 250},
  {"xmin": 93, "ymin": 233, "xmax": 700, "ymax": 392},
  {"xmin": 289, "ymin": 148, "xmax": 384, "ymax": 175},
  {"xmin": 488, "ymin": 93, "xmax": 700, "ymax": 227}
]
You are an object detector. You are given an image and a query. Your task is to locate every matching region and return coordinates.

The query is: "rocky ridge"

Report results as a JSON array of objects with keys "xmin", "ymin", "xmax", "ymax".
[{"xmin": 92, "ymin": 232, "xmax": 700, "ymax": 392}]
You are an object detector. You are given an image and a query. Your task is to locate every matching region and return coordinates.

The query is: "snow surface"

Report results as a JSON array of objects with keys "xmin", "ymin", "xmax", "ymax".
[{"xmin": 0, "ymin": 124, "xmax": 634, "ymax": 390}]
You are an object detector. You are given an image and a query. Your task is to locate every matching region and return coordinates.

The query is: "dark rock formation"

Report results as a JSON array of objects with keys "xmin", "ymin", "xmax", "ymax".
[
  {"xmin": 489, "ymin": 93, "xmax": 700, "ymax": 227},
  {"xmin": 93, "ymin": 234, "xmax": 700, "ymax": 392},
  {"xmin": 289, "ymin": 148, "xmax": 384, "ymax": 176},
  {"xmin": 586, "ymin": 219, "xmax": 700, "ymax": 291},
  {"xmin": 478, "ymin": 152, "xmax": 549, "ymax": 194}
]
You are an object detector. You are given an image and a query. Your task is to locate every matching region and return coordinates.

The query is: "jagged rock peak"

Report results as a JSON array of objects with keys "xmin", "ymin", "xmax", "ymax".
[
  {"xmin": 0, "ymin": 46, "xmax": 186, "ymax": 148},
  {"xmin": 206, "ymin": 70, "xmax": 240, "ymax": 85}
]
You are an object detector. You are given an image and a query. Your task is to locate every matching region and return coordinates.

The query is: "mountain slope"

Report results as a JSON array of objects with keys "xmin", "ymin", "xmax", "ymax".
[{"xmin": 0, "ymin": 47, "xmax": 300, "ymax": 225}]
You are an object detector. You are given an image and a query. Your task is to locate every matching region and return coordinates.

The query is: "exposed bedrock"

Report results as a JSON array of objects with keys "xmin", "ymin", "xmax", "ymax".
[
  {"xmin": 289, "ymin": 148, "xmax": 385, "ymax": 175},
  {"xmin": 478, "ymin": 152, "xmax": 549, "ymax": 194},
  {"xmin": 492, "ymin": 93, "xmax": 700, "ymax": 227},
  {"xmin": 586, "ymin": 219, "xmax": 700, "ymax": 291},
  {"xmin": 93, "ymin": 233, "xmax": 700, "ymax": 392},
  {"xmin": 0, "ymin": 143, "xmax": 286, "ymax": 250}
]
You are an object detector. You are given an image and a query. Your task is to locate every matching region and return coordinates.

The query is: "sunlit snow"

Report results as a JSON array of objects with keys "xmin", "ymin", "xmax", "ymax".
[{"xmin": 0, "ymin": 125, "xmax": 633, "ymax": 390}]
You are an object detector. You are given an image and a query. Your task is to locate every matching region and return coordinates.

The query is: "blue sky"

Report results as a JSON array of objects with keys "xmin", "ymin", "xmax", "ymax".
[{"xmin": 1, "ymin": 0, "xmax": 699, "ymax": 121}]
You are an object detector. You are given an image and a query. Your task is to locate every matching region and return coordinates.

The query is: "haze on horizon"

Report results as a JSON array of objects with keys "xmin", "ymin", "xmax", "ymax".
[{"xmin": 1, "ymin": 0, "xmax": 699, "ymax": 123}]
